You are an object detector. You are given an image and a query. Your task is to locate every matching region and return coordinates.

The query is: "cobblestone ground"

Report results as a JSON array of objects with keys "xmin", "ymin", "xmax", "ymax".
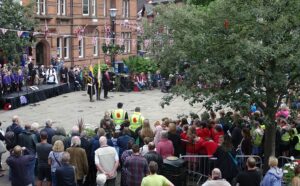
[{"xmin": 0, "ymin": 89, "xmax": 204, "ymax": 185}]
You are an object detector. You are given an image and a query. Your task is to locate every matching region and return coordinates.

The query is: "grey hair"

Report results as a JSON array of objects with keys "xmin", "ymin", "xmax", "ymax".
[
  {"xmin": 161, "ymin": 131, "xmax": 168, "ymax": 139},
  {"xmin": 45, "ymin": 119, "xmax": 53, "ymax": 126},
  {"xmin": 61, "ymin": 152, "xmax": 71, "ymax": 163},
  {"xmin": 71, "ymin": 136, "xmax": 81, "ymax": 147},
  {"xmin": 31, "ymin": 122, "xmax": 40, "ymax": 131}
]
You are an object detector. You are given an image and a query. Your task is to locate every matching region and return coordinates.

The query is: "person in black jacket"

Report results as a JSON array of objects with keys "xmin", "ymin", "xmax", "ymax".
[
  {"xmin": 102, "ymin": 69, "xmax": 111, "ymax": 99},
  {"xmin": 56, "ymin": 151, "xmax": 77, "ymax": 186},
  {"xmin": 143, "ymin": 142, "xmax": 163, "ymax": 173}
]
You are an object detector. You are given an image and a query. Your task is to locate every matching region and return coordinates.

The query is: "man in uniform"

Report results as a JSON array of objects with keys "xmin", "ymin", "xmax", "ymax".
[
  {"xmin": 129, "ymin": 107, "xmax": 144, "ymax": 133},
  {"xmin": 87, "ymin": 76, "xmax": 96, "ymax": 102},
  {"xmin": 111, "ymin": 102, "xmax": 128, "ymax": 130}
]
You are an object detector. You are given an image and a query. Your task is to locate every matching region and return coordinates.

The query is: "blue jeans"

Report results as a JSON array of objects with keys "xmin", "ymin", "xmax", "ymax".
[{"xmin": 51, "ymin": 171, "xmax": 57, "ymax": 186}]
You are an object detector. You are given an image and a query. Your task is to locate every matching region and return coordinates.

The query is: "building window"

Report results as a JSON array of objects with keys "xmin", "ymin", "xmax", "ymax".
[
  {"xmin": 82, "ymin": 0, "xmax": 89, "ymax": 15},
  {"xmin": 57, "ymin": 38, "xmax": 63, "ymax": 58},
  {"xmin": 63, "ymin": 37, "xmax": 69, "ymax": 59},
  {"xmin": 79, "ymin": 39, "xmax": 84, "ymax": 58},
  {"xmin": 122, "ymin": 0, "xmax": 129, "ymax": 18},
  {"xmin": 36, "ymin": 0, "xmax": 46, "ymax": 15},
  {"xmin": 57, "ymin": 0, "xmax": 65, "ymax": 15},
  {"xmin": 93, "ymin": 38, "xmax": 98, "ymax": 56},
  {"xmin": 121, "ymin": 32, "xmax": 131, "ymax": 53},
  {"xmin": 103, "ymin": 0, "xmax": 106, "ymax": 17},
  {"xmin": 91, "ymin": 0, "xmax": 96, "ymax": 16}
]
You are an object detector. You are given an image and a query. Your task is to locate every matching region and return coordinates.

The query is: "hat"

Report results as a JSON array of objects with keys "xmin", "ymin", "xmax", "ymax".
[{"xmin": 96, "ymin": 173, "xmax": 107, "ymax": 186}]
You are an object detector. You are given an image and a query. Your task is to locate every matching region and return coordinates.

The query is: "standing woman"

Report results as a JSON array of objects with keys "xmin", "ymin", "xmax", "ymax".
[
  {"xmin": 138, "ymin": 119, "xmax": 154, "ymax": 147},
  {"xmin": 48, "ymin": 140, "xmax": 65, "ymax": 186}
]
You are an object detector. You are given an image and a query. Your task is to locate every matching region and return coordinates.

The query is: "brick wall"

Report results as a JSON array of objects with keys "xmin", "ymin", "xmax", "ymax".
[{"xmin": 23, "ymin": 0, "xmax": 138, "ymax": 67}]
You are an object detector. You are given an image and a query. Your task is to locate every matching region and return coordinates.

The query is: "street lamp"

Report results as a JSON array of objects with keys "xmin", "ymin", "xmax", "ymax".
[{"xmin": 109, "ymin": 8, "xmax": 117, "ymax": 68}]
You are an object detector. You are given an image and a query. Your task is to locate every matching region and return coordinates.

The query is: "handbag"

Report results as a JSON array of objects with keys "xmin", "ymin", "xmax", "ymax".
[{"xmin": 0, "ymin": 140, "xmax": 6, "ymax": 154}]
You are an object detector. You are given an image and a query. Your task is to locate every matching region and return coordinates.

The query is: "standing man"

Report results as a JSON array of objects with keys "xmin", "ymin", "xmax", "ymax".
[
  {"xmin": 60, "ymin": 64, "xmax": 69, "ymax": 84},
  {"xmin": 87, "ymin": 76, "xmax": 96, "ymax": 102},
  {"xmin": 102, "ymin": 69, "xmax": 111, "ymax": 99},
  {"xmin": 111, "ymin": 102, "xmax": 128, "ymax": 130},
  {"xmin": 129, "ymin": 107, "xmax": 144, "ymax": 133},
  {"xmin": 55, "ymin": 152, "xmax": 77, "ymax": 186},
  {"xmin": 36, "ymin": 131, "xmax": 52, "ymax": 186},
  {"xmin": 6, "ymin": 146, "xmax": 36, "ymax": 186},
  {"xmin": 95, "ymin": 136, "xmax": 119, "ymax": 186},
  {"xmin": 235, "ymin": 157, "xmax": 262, "ymax": 186},
  {"xmin": 42, "ymin": 119, "xmax": 56, "ymax": 144},
  {"xmin": 6, "ymin": 115, "xmax": 23, "ymax": 151},
  {"xmin": 123, "ymin": 144, "xmax": 148, "ymax": 186},
  {"xmin": 141, "ymin": 161, "xmax": 174, "ymax": 186},
  {"xmin": 143, "ymin": 142, "xmax": 163, "ymax": 173}
]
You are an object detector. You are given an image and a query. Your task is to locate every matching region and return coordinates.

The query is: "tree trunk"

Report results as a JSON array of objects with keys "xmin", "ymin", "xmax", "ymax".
[{"xmin": 263, "ymin": 123, "xmax": 277, "ymax": 172}]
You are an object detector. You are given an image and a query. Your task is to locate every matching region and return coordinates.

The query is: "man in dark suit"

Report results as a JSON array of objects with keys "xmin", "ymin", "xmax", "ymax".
[
  {"xmin": 102, "ymin": 69, "xmax": 111, "ymax": 99},
  {"xmin": 56, "ymin": 151, "xmax": 77, "ymax": 186}
]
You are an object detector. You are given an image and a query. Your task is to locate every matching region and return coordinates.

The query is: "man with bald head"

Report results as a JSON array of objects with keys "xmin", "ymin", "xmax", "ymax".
[
  {"xmin": 94, "ymin": 136, "xmax": 119, "ymax": 186},
  {"xmin": 6, "ymin": 145, "xmax": 35, "ymax": 186}
]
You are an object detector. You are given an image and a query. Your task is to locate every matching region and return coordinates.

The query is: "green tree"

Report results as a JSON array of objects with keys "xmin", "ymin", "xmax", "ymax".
[
  {"xmin": 145, "ymin": 0, "xmax": 300, "ymax": 168},
  {"xmin": 0, "ymin": 0, "xmax": 36, "ymax": 63}
]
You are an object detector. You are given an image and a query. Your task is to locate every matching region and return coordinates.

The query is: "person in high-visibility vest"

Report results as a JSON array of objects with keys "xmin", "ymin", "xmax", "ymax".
[
  {"xmin": 111, "ymin": 102, "xmax": 128, "ymax": 129},
  {"xmin": 129, "ymin": 107, "xmax": 144, "ymax": 132}
]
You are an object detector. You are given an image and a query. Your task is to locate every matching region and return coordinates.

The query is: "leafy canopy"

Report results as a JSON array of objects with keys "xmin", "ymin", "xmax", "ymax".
[
  {"xmin": 145, "ymin": 0, "xmax": 300, "ymax": 117},
  {"xmin": 0, "ymin": 0, "xmax": 36, "ymax": 63}
]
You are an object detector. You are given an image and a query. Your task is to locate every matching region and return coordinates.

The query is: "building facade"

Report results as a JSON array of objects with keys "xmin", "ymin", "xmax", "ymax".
[{"xmin": 23, "ymin": 0, "xmax": 137, "ymax": 67}]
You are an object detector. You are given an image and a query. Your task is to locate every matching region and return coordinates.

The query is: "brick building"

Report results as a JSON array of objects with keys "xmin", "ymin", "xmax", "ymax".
[{"xmin": 23, "ymin": 0, "xmax": 138, "ymax": 67}]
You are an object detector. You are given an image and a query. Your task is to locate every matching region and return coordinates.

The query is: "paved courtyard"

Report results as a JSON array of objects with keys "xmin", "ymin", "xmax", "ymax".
[{"xmin": 0, "ymin": 89, "xmax": 204, "ymax": 185}]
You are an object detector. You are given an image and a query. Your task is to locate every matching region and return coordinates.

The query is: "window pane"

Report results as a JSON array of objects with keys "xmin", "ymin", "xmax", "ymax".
[{"xmin": 83, "ymin": 0, "xmax": 88, "ymax": 15}]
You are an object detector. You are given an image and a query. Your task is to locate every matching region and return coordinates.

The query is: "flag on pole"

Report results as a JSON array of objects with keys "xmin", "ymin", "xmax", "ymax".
[
  {"xmin": 89, "ymin": 64, "xmax": 94, "ymax": 78},
  {"xmin": 97, "ymin": 60, "xmax": 102, "ymax": 88},
  {"xmin": 1, "ymin": 28, "xmax": 8, "ymax": 34},
  {"xmin": 17, "ymin": 31, "xmax": 24, "ymax": 37}
]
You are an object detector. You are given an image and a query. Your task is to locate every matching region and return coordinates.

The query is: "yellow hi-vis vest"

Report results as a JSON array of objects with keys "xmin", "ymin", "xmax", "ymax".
[
  {"xmin": 129, "ymin": 112, "xmax": 143, "ymax": 132},
  {"xmin": 295, "ymin": 135, "xmax": 300, "ymax": 151},
  {"xmin": 281, "ymin": 132, "xmax": 290, "ymax": 142},
  {"xmin": 112, "ymin": 109, "xmax": 125, "ymax": 126},
  {"xmin": 291, "ymin": 128, "xmax": 298, "ymax": 139}
]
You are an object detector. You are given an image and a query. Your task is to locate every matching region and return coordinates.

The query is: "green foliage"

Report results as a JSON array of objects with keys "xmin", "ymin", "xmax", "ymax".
[
  {"xmin": 0, "ymin": 0, "xmax": 36, "ymax": 64},
  {"xmin": 123, "ymin": 56, "xmax": 158, "ymax": 73},
  {"xmin": 93, "ymin": 63, "xmax": 108, "ymax": 77},
  {"xmin": 102, "ymin": 43, "xmax": 125, "ymax": 55},
  {"xmin": 84, "ymin": 128, "xmax": 96, "ymax": 139},
  {"xmin": 145, "ymin": 0, "xmax": 300, "ymax": 116}
]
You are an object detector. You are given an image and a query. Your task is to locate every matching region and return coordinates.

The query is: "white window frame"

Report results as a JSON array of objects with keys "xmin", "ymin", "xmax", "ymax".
[
  {"xmin": 93, "ymin": 39, "xmax": 98, "ymax": 56},
  {"xmin": 63, "ymin": 37, "xmax": 70, "ymax": 59},
  {"xmin": 103, "ymin": 0, "xmax": 106, "ymax": 17},
  {"xmin": 122, "ymin": 0, "xmax": 129, "ymax": 18},
  {"xmin": 82, "ymin": 0, "xmax": 89, "ymax": 15},
  {"xmin": 57, "ymin": 0, "xmax": 66, "ymax": 15},
  {"xmin": 91, "ymin": 0, "xmax": 96, "ymax": 16},
  {"xmin": 121, "ymin": 32, "xmax": 131, "ymax": 54},
  {"xmin": 57, "ymin": 38, "xmax": 63, "ymax": 58},
  {"xmin": 79, "ymin": 39, "xmax": 84, "ymax": 58},
  {"xmin": 36, "ymin": 0, "xmax": 46, "ymax": 15}
]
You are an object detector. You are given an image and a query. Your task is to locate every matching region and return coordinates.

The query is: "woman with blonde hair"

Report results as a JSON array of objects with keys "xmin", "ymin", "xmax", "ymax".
[
  {"xmin": 261, "ymin": 156, "xmax": 283, "ymax": 186},
  {"xmin": 138, "ymin": 119, "xmax": 154, "ymax": 147},
  {"xmin": 48, "ymin": 140, "xmax": 64, "ymax": 186}
]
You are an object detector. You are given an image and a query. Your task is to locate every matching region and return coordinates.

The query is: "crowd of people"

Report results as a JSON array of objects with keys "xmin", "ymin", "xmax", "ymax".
[{"xmin": 2, "ymin": 97, "xmax": 300, "ymax": 185}]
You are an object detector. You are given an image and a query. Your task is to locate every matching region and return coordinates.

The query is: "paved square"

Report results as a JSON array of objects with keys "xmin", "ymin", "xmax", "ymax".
[{"xmin": 0, "ymin": 89, "xmax": 202, "ymax": 186}]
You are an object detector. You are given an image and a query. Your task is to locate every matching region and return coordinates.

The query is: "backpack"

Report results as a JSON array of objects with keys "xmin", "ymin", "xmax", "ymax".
[{"xmin": 5, "ymin": 126, "xmax": 17, "ymax": 150}]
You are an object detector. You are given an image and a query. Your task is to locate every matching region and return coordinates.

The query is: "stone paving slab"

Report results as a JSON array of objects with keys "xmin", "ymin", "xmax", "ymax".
[{"xmin": 0, "ymin": 89, "xmax": 204, "ymax": 186}]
